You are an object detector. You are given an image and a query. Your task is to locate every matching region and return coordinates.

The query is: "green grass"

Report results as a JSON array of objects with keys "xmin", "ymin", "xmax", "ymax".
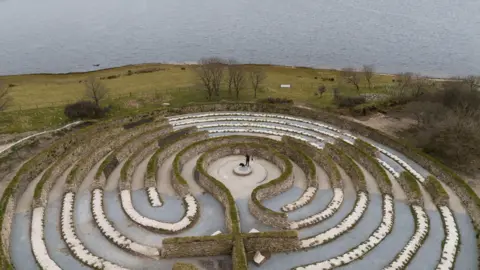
[{"xmin": 0, "ymin": 63, "xmax": 395, "ymax": 133}]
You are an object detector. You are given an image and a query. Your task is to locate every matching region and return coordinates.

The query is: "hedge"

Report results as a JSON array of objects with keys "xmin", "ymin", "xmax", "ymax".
[
  {"xmin": 146, "ymin": 128, "xmax": 202, "ymax": 180},
  {"xmin": 95, "ymin": 123, "xmax": 170, "ymax": 180},
  {"xmin": 337, "ymin": 139, "xmax": 392, "ymax": 194},
  {"xmin": 232, "ymin": 237, "xmax": 248, "ymax": 270},
  {"xmin": 241, "ymin": 230, "xmax": 298, "ymax": 239},
  {"xmin": 354, "ymin": 139, "xmax": 378, "ymax": 157},
  {"xmin": 398, "ymin": 171, "xmax": 423, "ymax": 206},
  {"xmin": 163, "ymin": 234, "xmax": 233, "ymax": 244},
  {"xmin": 424, "ymin": 175, "xmax": 449, "ymax": 206},
  {"xmin": 172, "ymin": 262, "xmax": 199, "ymax": 270},
  {"xmin": 324, "ymin": 143, "xmax": 367, "ymax": 192},
  {"xmin": 196, "ymin": 152, "xmax": 241, "ymax": 234},
  {"xmin": 283, "ymin": 137, "xmax": 342, "ymax": 189}
]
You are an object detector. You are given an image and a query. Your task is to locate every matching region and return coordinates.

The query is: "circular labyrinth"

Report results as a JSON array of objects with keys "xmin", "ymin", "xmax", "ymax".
[{"xmin": 1, "ymin": 109, "xmax": 478, "ymax": 270}]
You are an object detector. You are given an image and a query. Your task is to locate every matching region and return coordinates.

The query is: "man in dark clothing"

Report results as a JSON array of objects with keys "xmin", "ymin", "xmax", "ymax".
[{"xmin": 246, "ymin": 154, "xmax": 250, "ymax": 167}]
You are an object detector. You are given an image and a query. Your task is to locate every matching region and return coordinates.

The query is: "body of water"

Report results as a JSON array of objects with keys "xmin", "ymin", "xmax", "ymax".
[{"xmin": 0, "ymin": 0, "xmax": 479, "ymax": 76}]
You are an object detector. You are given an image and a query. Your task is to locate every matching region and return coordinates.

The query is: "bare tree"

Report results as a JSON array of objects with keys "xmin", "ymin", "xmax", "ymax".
[
  {"xmin": 85, "ymin": 76, "xmax": 108, "ymax": 106},
  {"xmin": 196, "ymin": 57, "xmax": 225, "ymax": 100},
  {"xmin": 0, "ymin": 82, "xmax": 11, "ymax": 111},
  {"xmin": 227, "ymin": 59, "xmax": 238, "ymax": 97},
  {"xmin": 341, "ymin": 67, "xmax": 360, "ymax": 92},
  {"xmin": 394, "ymin": 72, "xmax": 414, "ymax": 96},
  {"xmin": 362, "ymin": 65, "xmax": 374, "ymax": 89},
  {"xmin": 228, "ymin": 61, "xmax": 246, "ymax": 99},
  {"xmin": 249, "ymin": 68, "xmax": 266, "ymax": 98},
  {"xmin": 463, "ymin": 75, "xmax": 479, "ymax": 92},
  {"xmin": 317, "ymin": 84, "xmax": 327, "ymax": 97},
  {"xmin": 410, "ymin": 74, "xmax": 430, "ymax": 98}
]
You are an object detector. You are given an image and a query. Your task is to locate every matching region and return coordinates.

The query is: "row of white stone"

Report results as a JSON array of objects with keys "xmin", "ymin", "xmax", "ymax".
[
  {"xmin": 300, "ymin": 192, "xmax": 369, "ymax": 249},
  {"xmin": 146, "ymin": 187, "xmax": 163, "ymax": 207},
  {"xmin": 120, "ymin": 190, "xmax": 197, "ymax": 232},
  {"xmin": 208, "ymin": 128, "xmax": 323, "ymax": 149},
  {"xmin": 172, "ymin": 112, "xmax": 428, "ymax": 182},
  {"xmin": 295, "ymin": 195, "xmax": 394, "ymax": 269},
  {"xmin": 198, "ymin": 123, "xmax": 328, "ymax": 142},
  {"xmin": 290, "ymin": 188, "xmax": 344, "ymax": 229},
  {"xmin": 92, "ymin": 189, "xmax": 160, "ymax": 257},
  {"xmin": 377, "ymin": 158, "xmax": 401, "ymax": 178},
  {"xmin": 31, "ymin": 207, "xmax": 61, "ymax": 270},
  {"xmin": 376, "ymin": 147, "xmax": 425, "ymax": 182},
  {"xmin": 436, "ymin": 206, "xmax": 459, "ymax": 270},
  {"xmin": 384, "ymin": 205, "xmax": 429, "ymax": 270},
  {"xmin": 169, "ymin": 112, "xmax": 343, "ymax": 134},
  {"xmin": 282, "ymin": 187, "xmax": 318, "ymax": 212},
  {"xmin": 171, "ymin": 116, "xmax": 341, "ymax": 140},
  {"xmin": 61, "ymin": 192, "xmax": 128, "ymax": 270}
]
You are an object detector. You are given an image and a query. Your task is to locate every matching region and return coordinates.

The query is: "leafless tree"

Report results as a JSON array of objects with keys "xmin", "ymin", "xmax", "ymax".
[
  {"xmin": 196, "ymin": 57, "xmax": 225, "ymax": 100},
  {"xmin": 85, "ymin": 76, "xmax": 108, "ymax": 106},
  {"xmin": 228, "ymin": 61, "xmax": 246, "ymax": 99},
  {"xmin": 410, "ymin": 74, "xmax": 430, "ymax": 98},
  {"xmin": 341, "ymin": 67, "xmax": 360, "ymax": 92},
  {"xmin": 394, "ymin": 72, "xmax": 414, "ymax": 96},
  {"xmin": 249, "ymin": 68, "xmax": 266, "ymax": 98},
  {"xmin": 362, "ymin": 65, "xmax": 374, "ymax": 89},
  {"xmin": 463, "ymin": 75, "xmax": 479, "ymax": 92},
  {"xmin": 0, "ymin": 82, "xmax": 11, "ymax": 111},
  {"xmin": 226, "ymin": 59, "xmax": 238, "ymax": 96},
  {"xmin": 317, "ymin": 84, "xmax": 327, "ymax": 97}
]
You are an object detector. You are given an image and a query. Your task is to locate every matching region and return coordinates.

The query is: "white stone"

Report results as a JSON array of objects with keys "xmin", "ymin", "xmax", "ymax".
[
  {"xmin": 300, "ymin": 192, "xmax": 369, "ymax": 248},
  {"xmin": 92, "ymin": 189, "xmax": 159, "ymax": 257},
  {"xmin": 121, "ymin": 190, "xmax": 197, "ymax": 232},
  {"xmin": 31, "ymin": 207, "xmax": 61, "ymax": 270},
  {"xmin": 290, "ymin": 188, "xmax": 344, "ymax": 229}
]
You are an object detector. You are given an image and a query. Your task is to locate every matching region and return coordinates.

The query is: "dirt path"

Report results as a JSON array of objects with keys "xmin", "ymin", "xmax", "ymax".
[
  {"xmin": 16, "ymin": 168, "xmax": 48, "ymax": 213},
  {"xmin": 387, "ymin": 172, "xmax": 407, "ymax": 201},
  {"xmin": 355, "ymin": 161, "xmax": 380, "ymax": 194},
  {"xmin": 315, "ymin": 164, "xmax": 330, "ymax": 190},
  {"xmin": 131, "ymin": 153, "xmax": 154, "ymax": 191},
  {"xmin": 48, "ymin": 164, "xmax": 75, "ymax": 204},
  {"xmin": 157, "ymin": 154, "xmax": 177, "ymax": 196}
]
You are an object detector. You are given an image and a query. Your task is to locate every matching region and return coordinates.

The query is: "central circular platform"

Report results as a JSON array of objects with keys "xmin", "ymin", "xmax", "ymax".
[{"xmin": 233, "ymin": 165, "xmax": 253, "ymax": 176}]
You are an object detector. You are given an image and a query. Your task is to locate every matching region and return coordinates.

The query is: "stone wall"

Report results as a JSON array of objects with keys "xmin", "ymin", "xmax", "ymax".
[
  {"xmin": 242, "ymin": 231, "xmax": 300, "ymax": 254},
  {"xmin": 283, "ymin": 136, "xmax": 342, "ymax": 189},
  {"xmin": 116, "ymin": 125, "xmax": 172, "ymax": 161},
  {"xmin": 165, "ymin": 102, "xmax": 480, "ymax": 265},
  {"xmin": 162, "ymin": 235, "xmax": 233, "ymax": 258},
  {"xmin": 0, "ymin": 198, "xmax": 14, "ymax": 267},
  {"xmin": 121, "ymin": 140, "xmax": 158, "ymax": 190},
  {"xmin": 68, "ymin": 120, "xmax": 167, "ymax": 191},
  {"xmin": 232, "ymin": 237, "xmax": 248, "ymax": 270},
  {"xmin": 424, "ymin": 176, "xmax": 449, "ymax": 206},
  {"xmin": 145, "ymin": 132, "xmax": 209, "ymax": 188},
  {"xmin": 397, "ymin": 172, "xmax": 424, "ymax": 206},
  {"xmin": 324, "ymin": 143, "xmax": 367, "ymax": 192},
  {"xmin": 336, "ymin": 139, "xmax": 392, "ymax": 195},
  {"xmin": 199, "ymin": 144, "xmax": 278, "ymax": 233},
  {"xmin": 123, "ymin": 117, "xmax": 154, "ymax": 129}
]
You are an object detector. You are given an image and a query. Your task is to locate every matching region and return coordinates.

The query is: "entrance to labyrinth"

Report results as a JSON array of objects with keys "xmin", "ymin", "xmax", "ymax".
[{"xmin": 2, "ymin": 109, "xmax": 477, "ymax": 270}]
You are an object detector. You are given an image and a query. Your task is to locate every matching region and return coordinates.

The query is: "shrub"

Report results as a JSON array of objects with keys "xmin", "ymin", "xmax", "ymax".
[
  {"xmin": 257, "ymin": 97, "xmax": 293, "ymax": 105},
  {"xmin": 334, "ymin": 95, "xmax": 366, "ymax": 108},
  {"xmin": 64, "ymin": 101, "xmax": 105, "ymax": 120}
]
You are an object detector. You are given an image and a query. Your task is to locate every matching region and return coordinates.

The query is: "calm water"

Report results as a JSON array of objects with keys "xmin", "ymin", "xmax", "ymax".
[{"xmin": 0, "ymin": 0, "xmax": 479, "ymax": 76}]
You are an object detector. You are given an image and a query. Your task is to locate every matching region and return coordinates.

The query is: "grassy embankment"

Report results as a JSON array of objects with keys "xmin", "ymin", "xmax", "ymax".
[{"xmin": 0, "ymin": 63, "xmax": 394, "ymax": 133}]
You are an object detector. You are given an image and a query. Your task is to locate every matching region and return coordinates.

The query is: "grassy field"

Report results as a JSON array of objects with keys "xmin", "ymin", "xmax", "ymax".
[{"xmin": 0, "ymin": 63, "xmax": 395, "ymax": 134}]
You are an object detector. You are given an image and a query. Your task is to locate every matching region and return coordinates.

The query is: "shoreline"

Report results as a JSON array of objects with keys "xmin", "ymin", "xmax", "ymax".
[{"xmin": 0, "ymin": 62, "xmax": 452, "ymax": 80}]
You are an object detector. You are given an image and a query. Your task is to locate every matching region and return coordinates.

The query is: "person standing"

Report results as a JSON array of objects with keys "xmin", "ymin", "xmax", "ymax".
[{"xmin": 246, "ymin": 154, "xmax": 250, "ymax": 167}]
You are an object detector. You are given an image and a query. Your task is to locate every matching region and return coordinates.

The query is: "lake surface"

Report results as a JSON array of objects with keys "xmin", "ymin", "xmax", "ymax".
[{"xmin": 0, "ymin": 0, "xmax": 479, "ymax": 76}]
